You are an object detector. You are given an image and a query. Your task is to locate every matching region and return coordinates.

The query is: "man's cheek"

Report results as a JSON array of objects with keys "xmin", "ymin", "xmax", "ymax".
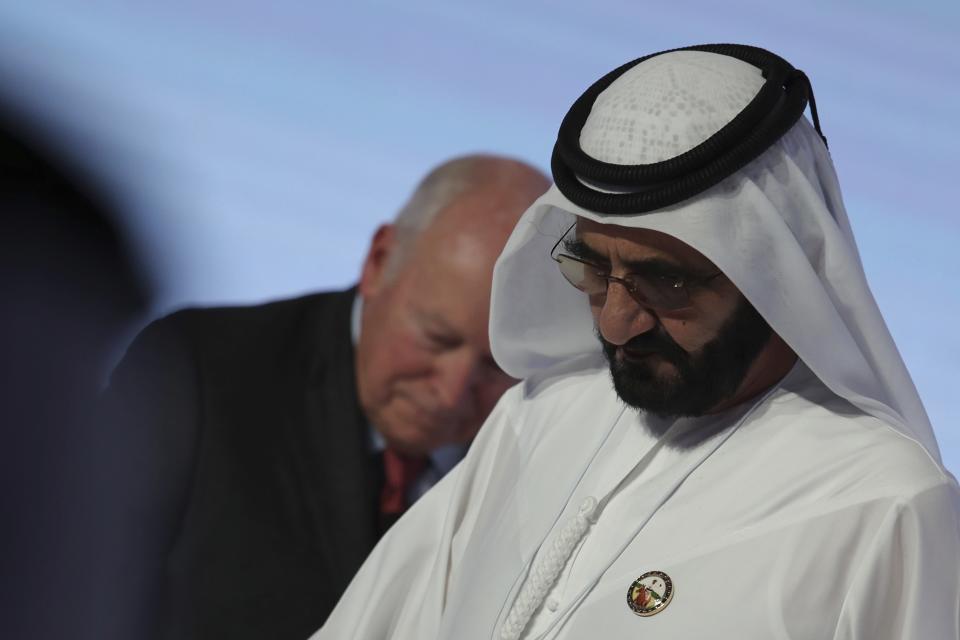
[{"xmin": 389, "ymin": 344, "xmax": 438, "ymax": 381}]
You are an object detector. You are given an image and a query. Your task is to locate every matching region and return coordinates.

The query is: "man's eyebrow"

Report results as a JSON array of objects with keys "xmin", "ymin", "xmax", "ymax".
[
  {"xmin": 562, "ymin": 238, "xmax": 607, "ymax": 263},
  {"xmin": 415, "ymin": 308, "xmax": 457, "ymax": 334},
  {"xmin": 563, "ymin": 238, "xmax": 691, "ymax": 276},
  {"xmin": 621, "ymin": 257, "xmax": 691, "ymax": 277}
]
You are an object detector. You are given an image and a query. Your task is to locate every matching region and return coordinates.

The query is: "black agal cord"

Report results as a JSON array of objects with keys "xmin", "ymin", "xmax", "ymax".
[{"xmin": 551, "ymin": 44, "xmax": 828, "ymax": 215}]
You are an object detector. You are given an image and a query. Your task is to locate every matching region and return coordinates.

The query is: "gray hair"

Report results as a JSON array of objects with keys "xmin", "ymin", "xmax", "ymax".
[{"xmin": 384, "ymin": 155, "xmax": 506, "ymax": 276}]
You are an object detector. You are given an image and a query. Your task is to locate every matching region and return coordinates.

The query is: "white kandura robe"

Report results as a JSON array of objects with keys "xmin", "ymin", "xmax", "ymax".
[
  {"xmin": 314, "ymin": 358, "xmax": 960, "ymax": 639},
  {"xmin": 316, "ymin": 52, "xmax": 959, "ymax": 639}
]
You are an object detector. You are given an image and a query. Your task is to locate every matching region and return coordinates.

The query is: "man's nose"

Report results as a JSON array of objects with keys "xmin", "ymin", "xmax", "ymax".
[{"xmin": 596, "ymin": 281, "xmax": 658, "ymax": 345}]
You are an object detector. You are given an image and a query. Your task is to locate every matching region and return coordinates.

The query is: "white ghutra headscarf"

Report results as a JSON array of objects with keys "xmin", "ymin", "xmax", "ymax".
[{"xmin": 490, "ymin": 49, "xmax": 942, "ymax": 465}]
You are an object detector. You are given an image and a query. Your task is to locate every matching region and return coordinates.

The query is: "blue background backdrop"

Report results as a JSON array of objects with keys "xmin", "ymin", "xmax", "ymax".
[{"xmin": 1, "ymin": 0, "xmax": 956, "ymax": 472}]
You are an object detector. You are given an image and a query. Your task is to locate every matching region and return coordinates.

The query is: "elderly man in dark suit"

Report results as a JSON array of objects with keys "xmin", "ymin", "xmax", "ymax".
[{"xmin": 102, "ymin": 154, "xmax": 549, "ymax": 640}]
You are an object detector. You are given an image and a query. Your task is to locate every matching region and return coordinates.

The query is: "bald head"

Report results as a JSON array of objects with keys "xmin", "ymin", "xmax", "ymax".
[
  {"xmin": 356, "ymin": 154, "xmax": 548, "ymax": 454},
  {"xmin": 385, "ymin": 154, "xmax": 549, "ymax": 278}
]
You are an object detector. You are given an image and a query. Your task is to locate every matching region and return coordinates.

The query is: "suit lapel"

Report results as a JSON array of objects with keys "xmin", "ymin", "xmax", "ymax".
[{"xmin": 295, "ymin": 288, "xmax": 380, "ymax": 589}]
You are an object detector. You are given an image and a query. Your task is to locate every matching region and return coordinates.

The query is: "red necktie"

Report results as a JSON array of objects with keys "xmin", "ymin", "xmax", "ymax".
[{"xmin": 380, "ymin": 448, "xmax": 428, "ymax": 516}]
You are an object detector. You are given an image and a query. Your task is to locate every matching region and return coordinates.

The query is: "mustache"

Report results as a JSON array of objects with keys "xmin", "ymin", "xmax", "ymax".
[{"xmin": 597, "ymin": 327, "xmax": 689, "ymax": 366}]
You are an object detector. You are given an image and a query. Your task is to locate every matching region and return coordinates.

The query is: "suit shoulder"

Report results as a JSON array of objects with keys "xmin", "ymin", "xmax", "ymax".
[
  {"xmin": 149, "ymin": 288, "xmax": 351, "ymax": 355},
  {"xmin": 113, "ymin": 288, "xmax": 355, "ymax": 387},
  {"xmin": 162, "ymin": 288, "xmax": 351, "ymax": 338}
]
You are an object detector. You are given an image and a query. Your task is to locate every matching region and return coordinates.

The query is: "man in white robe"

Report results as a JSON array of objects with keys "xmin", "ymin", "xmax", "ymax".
[{"xmin": 313, "ymin": 44, "xmax": 960, "ymax": 640}]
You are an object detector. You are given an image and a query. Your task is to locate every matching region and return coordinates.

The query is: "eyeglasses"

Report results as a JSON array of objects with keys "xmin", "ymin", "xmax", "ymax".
[{"xmin": 550, "ymin": 227, "xmax": 722, "ymax": 311}]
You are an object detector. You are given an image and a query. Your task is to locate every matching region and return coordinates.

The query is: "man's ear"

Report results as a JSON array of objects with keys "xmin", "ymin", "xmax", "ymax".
[{"xmin": 359, "ymin": 224, "xmax": 397, "ymax": 298}]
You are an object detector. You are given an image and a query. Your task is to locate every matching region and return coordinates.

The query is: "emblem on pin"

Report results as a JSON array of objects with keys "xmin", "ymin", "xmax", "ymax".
[{"xmin": 627, "ymin": 570, "xmax": 673, "ymax": 616}]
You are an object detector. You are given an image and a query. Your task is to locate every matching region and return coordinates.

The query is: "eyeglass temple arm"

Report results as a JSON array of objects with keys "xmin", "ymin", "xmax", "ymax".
[{"xmin": 550, "ymin": 222, "xmax": 578, "ymax": 257}]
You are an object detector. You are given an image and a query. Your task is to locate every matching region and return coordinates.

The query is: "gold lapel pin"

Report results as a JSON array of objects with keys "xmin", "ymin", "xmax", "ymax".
[{"xmin": 627, "ymin": 570, "xmax": 674, "ymax": 616}]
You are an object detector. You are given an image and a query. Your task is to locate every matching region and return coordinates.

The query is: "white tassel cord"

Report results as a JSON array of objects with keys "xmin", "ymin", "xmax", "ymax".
[{"xmin": 498, "ymin": 498, "xmax": 598, "ymax": 640}]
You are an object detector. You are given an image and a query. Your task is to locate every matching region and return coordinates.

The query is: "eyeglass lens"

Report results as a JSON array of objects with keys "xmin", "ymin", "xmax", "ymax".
[{"xmin": 554, "ymin": 254, "xmax": 689, "ymax": 311}]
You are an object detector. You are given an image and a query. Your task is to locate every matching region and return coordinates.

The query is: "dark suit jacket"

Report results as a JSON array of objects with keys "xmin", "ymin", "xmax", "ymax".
[{"xmin": 102, "ymin": 288, "xmax": 382, "ymax": 639}]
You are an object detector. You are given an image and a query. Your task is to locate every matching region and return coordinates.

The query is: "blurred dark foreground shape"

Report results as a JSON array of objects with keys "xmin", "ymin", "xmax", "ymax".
[{"xmin": 0, "ymin": 103, "xmax": 152, "ymax": 640}]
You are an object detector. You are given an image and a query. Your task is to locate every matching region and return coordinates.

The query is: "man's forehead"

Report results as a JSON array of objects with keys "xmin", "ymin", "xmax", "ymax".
[
  {"xmin": 573, "ymin": 217, "xmax": 713, "ymax": 267},
  {"xmin": 411, "ymin": 214, "xmax": 505, "ymax": 270}
]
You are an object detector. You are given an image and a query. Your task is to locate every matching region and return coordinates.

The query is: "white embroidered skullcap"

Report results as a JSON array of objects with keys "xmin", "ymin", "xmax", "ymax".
[{"xmin": 580, "ymin": 51, "xmax": 765, "ymax": 165}]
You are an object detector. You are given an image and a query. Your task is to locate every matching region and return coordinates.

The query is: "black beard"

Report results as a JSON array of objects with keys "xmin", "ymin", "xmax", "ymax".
[{"xmin": 600, "ymin": 296, "xmax": 774, "ymax": 420}]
